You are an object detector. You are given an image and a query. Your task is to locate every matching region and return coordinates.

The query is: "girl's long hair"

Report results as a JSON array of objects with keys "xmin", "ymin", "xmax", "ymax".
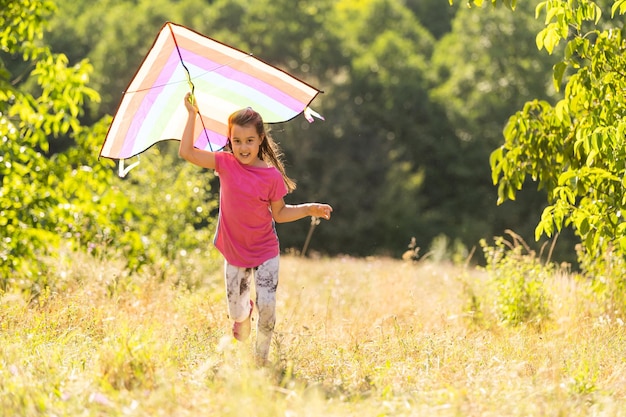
[{"xmin": 228, "ymin": 108, "xmax": 297, "ymax": 192}]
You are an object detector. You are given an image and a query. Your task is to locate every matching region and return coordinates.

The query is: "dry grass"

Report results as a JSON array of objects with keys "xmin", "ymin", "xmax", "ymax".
[{"xmin": 1, "ymin": 251, "xmax": 625, "ymax": 416}]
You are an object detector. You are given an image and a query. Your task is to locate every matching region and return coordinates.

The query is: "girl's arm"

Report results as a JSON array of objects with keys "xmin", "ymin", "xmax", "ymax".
[
  {"xmin": 179, "ymin": 92, "xmax": 217, "ymax": 169},
  {"xmin": 270, "ymin": 199, "xmax": 333, "ymax": 223}
]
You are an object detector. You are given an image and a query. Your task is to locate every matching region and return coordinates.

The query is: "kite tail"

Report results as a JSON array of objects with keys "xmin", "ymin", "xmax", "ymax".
[
  {"xmin": 304, "ymin": 107, "xmax": 324, "ymax": 123},
  {"xmin": 119, "ymin": 157, "xmax": 140, "ymax": 177}
]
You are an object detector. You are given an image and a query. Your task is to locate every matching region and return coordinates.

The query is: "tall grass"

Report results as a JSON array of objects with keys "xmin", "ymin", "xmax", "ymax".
[{"xmin": 1, "ymin": 248, "xmax": 625, "ymax": 416}]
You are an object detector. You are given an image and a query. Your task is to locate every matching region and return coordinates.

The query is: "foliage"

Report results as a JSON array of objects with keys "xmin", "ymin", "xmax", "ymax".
[
  {"xmin": 432, "ymin": 2, "xmax": 559, "ymax": 147},
  {"xmin": 430, "ymin": 2, "xmax": 563, "ymax": 259},
  {"xmin": 0, "ymin": 0, "xmax": 55, "ymax": 59},
  {"xmin": 490, "ymin": 1, "xmax": 626, "ymax": 263},
  {"xmin": 406, "ymin": 0, "xmax": 458, "ymax": 39},
  {"xmin": 275, "ymin": 0, "xmax": 449, "ymax": 255},
  {"xmin": 1, "ymin": 0, "xmax": 221, "ymax": 290},
  {"xmin": 115, "ymin": 144, "xmax": 221, "ymax": 283},
  {"xmin": 454, "ymin": 0, "xmax": 518, "ymax": 8},
  {"xmin": 46, "ymin": 0, "xmax": 207, "ymax": 121},
  {"xmin": 0, "ymin": 0, "xmax": 109, "ymax": 286},
  {"xmin": 47, "ymin": 118, "xmax": 148, "ymax": 270},
  {"xmin": 479, "ymin": 231, "xmax": 552, "ymax": 327}
]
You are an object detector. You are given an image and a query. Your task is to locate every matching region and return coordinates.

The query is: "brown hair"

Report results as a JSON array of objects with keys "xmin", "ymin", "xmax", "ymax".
[{"xmin": 228, "ymin": 108, "xmax": 296, "ymax": 192}]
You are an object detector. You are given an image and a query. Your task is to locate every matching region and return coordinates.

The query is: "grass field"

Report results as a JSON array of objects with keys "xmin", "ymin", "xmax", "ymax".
[{"xmin": 1, "ymin": 250, "xmax": 626, "ymax": 416}]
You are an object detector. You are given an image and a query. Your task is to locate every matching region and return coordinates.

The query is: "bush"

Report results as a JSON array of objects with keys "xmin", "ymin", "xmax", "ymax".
[
  {"xmin": 478, "ymin": 231, "xmax": 552, "ymax": 327},
  {"xmin": 114, "ymin": 143, "xmax": 221, "ymax": 284}
]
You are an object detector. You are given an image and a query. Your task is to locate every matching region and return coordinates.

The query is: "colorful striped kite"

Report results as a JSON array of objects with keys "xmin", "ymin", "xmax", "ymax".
[{"xmin": 99, "ymin": 22, "xmax": 323, "ymax": 174}]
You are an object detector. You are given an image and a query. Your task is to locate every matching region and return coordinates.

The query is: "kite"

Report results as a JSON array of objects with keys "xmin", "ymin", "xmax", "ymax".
[{"xmin": 99, "ymin": 22, "xmax": 323, "ymax": 176}]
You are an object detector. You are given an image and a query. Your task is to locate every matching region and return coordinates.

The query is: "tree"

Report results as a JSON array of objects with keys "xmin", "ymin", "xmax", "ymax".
[
  {"xmin": 429, "ymin": 2, "xmax": 566, "ymax": 258},
  {"xmin": 0, "ymin": 0, "xmax": 126, "ymax": 285},
  {"xmin": 273, "ymin": 0, "xmax": 440, "ymax": 255},
  {"xmin": 1, "ymin": 0, "xmax": 210, "ymax": 289},
  {"xmin": 405, "ymin": 0, "xmax": 458, "ymax": 39},
  {"xmin": 46, "ymin": 0, "xmax": 204, "ymax": 121},
  {"xmin": 490, "ymin": 0, "xmax": 626, "ymax": 261}
]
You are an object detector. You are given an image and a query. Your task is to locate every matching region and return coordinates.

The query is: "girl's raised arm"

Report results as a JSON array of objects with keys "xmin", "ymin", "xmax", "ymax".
[{"xmin": 179, "ymin": 93, "xmax": 217, "ymax": 169}]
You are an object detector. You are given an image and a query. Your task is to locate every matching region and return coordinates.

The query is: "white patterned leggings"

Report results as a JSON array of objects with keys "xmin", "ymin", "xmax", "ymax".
[{"xmin": 224, "ymin": 255, "xmax": 279, "ymax": 361}]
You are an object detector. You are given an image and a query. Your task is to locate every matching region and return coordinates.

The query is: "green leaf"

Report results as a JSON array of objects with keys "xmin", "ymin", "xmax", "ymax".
[
  {"xmin": 536, "ymin": 28, "xmax": 547, "ymax": 50},
  {"xmin": 593, "ymin": 3, "xmax": 602, "ymax": 24},
  {"xmin": 543, "ymin": 26, "xmax": 560, "ymax": 54},
  {"xmin": 612, "ymin": 0, "xmax": 626, "ymax": 17},
  {"xmin": 557, "ymin": 170, "xmax": 577, "ymax": 186},
  {"xmin": 536, "ymin": 206, "xmax": 555, "ymax": 239},
  {"xmin": 535, "ymin": 2, "xmax": 547, "ymax": 19},
  {"xmin": 579, "ymin": 217, "xmax": 590, "ymax": 235},
  {"xmin": 544, "ymin": 3, "xmax": 559, "ymax": 24},
  {"xmin": 586, "ymin": 149, "xmax": 597, "ymax": 166},
  {"xmin": 553, "ymin": 62, "xmax": 567, "ymax": 92}
]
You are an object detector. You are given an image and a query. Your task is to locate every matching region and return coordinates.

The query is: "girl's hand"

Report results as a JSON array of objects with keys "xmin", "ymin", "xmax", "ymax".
[
  {"xmin": 184, "ymin": 92, "xmax": 199, "ymax": 114},
  {"xmin": 310, "ymin": 203, "xmax": 333, "ymax": 220}
]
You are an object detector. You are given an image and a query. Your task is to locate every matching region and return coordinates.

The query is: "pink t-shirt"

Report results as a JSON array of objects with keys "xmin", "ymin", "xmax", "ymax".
[{"xmin": 213, "ymin": 152, "xmax": 288, "ymax": 268}]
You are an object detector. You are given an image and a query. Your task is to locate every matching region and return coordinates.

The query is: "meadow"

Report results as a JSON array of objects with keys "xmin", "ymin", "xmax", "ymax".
[{"xmin": 1, "ymin": 247, "xmax": 625, "ymax": 417}]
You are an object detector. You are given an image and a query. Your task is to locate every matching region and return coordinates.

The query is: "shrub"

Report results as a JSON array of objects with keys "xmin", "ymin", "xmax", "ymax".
[{"xmin": 479, "ymin": 231, "xmax": 552, "ymax": 327}]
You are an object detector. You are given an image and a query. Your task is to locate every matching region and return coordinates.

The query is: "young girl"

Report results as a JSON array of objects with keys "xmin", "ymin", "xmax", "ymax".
[{"xmin": 180, "ymin": 93, "xmax": 332, "ymax": 364}]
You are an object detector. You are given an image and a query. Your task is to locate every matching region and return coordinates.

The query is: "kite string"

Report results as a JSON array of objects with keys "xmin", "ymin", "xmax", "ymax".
[{"xmin": 167, "ymin": 22, "xmax": 214, "ymax": 151}]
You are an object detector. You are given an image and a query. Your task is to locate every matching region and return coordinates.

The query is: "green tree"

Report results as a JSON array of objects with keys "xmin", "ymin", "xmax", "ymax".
[
  {"xmin": 490, "ymin": 0, "xmax": 626, "ymax": 261},
  {"xmin": 273, "ymin": 0, "xmax": 439, "ymax": 255},
  {"xmin": 114, "ymin": 142, "xmax": 221, "ymax": 276},
  {"xmin": 1, "ymin": 0, "xmax": 221, "ymax": 288},
  {"xmin": 0, "ymin": 0, "xmax": 136, "ymax": 286},
  {"xmin": 458, "ymin": 0, "xmax": 518, "ymax": 7},
  {"xmin": 406, "ymin": 0, "xmax": 458, "ymax": 39},
  {"xmin": 47, "ymin": 0, "xmax": 204, "ymax": 120},
  {"xmin": 430, "ymin": 2, "xmax": 565, "ymax": 258}
]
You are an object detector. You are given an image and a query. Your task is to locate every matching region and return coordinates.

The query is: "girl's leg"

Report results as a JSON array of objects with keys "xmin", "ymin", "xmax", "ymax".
[
  {"xmin": 254, "ymin": 255, "xmax": 279, "ymax": 363},
  {"xmin": 224, "ymin": 261, "xmax": 253, "ymax": 322}
]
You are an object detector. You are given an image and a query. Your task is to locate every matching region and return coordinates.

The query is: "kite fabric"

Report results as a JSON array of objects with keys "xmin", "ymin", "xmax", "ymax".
[{"xmin": 99, "ymin": 21, "xmax": 323, "ymax": 168}]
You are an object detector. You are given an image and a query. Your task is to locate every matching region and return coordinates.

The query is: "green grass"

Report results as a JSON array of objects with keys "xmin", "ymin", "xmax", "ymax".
[{"xmin": 1, "ymin": 251, "xmax": 626, "ymax": 416}]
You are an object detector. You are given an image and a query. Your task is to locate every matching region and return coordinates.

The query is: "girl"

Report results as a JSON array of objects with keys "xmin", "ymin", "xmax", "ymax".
[{"xmin": 179, "ymin": 93, "xmax": 333, "ymax": 364}]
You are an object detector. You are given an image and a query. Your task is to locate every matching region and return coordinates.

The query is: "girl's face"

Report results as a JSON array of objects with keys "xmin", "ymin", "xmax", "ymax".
[{"xmin": 230, "ymin": 124, "xmax": 263, "ymax": 166}]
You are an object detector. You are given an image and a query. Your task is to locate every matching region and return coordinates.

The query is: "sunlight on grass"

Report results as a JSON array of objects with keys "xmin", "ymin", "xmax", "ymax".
[{"xmin": 1, "ymin": 251, "xmax": 626, "ymax": 416}]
